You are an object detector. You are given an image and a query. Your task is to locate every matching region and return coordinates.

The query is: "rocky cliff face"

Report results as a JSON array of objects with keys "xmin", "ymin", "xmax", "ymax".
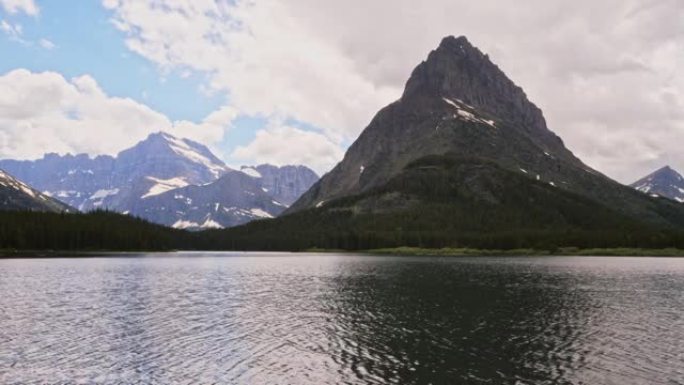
[
  {"xmin": 241, "ymin": 165, "xmax": 319, "ymax": 206},
  {"xmin": 0, "ymin": 169, "xmax": 72, "ymax": 212},
  {"xmin": 632, "ymin": 166, "xmax": 684, "ymax": 203},
  {"xmin": 287, "ymin": 36, "xmax": 684, "ymax": 228},
  {"xmin": 130, "ymin": 170, "xmax": 287, "ymax": 230},
  {"xmin": 403, "ymin": 36, "xmax": 563, "ymax": 152}
]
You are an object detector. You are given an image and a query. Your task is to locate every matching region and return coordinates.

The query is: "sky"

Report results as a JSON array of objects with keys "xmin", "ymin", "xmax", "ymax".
[{"xmin": 0, "ymin": 0, "xmax": 682, "ymax": 181}]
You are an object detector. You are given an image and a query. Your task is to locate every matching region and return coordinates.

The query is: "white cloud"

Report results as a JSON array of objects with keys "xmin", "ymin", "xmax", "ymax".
[
  {"xmin": 0, "ymin": 19, "xmax": 21, "ymax": 39},
  {"xmin": 102, "ymin": 0, "xmax": 684, "ymax": 182},
  {"xmin": 38, "ymin": 38, "xmax": 56, "ymax": 50},
  {"xmin": 103, "ymin": 0, "xmax": 399, "ymax": 144},
  {"xmin": 231, "ymin": 123, "xmax": 344, "ymax": 174},
  {"xmin": 0, "ymin": 69, "xmax": 237, "ymax": 160},
  {"xmin": 0, "ymin": 0, "xmax": 38, "ymax": 15}
]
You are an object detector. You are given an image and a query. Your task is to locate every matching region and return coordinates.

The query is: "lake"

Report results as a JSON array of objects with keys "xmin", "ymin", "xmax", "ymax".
[{"xmin": 0, "ymin": 253, "xmax": 682, "ymax": 384}]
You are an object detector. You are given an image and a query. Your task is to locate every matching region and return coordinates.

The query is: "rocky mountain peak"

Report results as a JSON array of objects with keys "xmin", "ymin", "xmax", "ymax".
[
  {"xmin": 631, "ymin": 166, "xmax": 684, "ymax": 203},
  {"xmin": 116, "ymin": 131, "xmax": 229, "ymax": 183},
  {"xmin": 640, "ymin": 165, "xmax": 683, "ymax": 183},
  {"xmin": 656, "ymin": 165, "xmax": 679, "ymax": 177},
  {"xmin": 403, "ymin": 35, "xmax": 551, "ymax": 141}
]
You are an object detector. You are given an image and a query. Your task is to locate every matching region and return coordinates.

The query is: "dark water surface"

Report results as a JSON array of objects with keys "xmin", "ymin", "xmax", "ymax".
[{"xmin": 1, "ymin": 253, "xmax": 683, "ymax": 384}]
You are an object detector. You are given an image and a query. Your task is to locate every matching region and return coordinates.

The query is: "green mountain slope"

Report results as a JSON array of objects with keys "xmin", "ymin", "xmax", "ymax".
[{"xmin": 207, "ymin": 156, "xmax": 684, "ymax": 251}]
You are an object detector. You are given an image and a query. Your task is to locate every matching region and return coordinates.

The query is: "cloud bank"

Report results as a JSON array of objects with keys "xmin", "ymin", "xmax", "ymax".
[
  {"xmin": 0, "ymin": 69, "xmax": 236, "ymax": 159},
  {"xmin": 101, "ymin": 0, "xmax": 683, "ymax": 182},
  {"xmin": 0, "ymin": 0, "xmax": 681, "ymax": 181},
  {"xmin": 0, "ymin": 0, "xmax": 38, "ymax": 16}
]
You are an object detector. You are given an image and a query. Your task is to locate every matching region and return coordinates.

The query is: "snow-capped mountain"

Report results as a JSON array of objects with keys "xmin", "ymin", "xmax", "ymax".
[
  {"xmin": 79, "ymin": 132, "xmax": 231, "ymax": 212},
  {"xmin": 0, "ymin": 132, "xmax": 230, "ymax": 211},
  {"xmin": 0, "ymin": 169, "xmax": 72, "ymax": 212},
  {"xmin": 631, "ymin": 166, "xmax": 684, "ymax": 203},
  {"xmin": 0, "ymin": 132, "xmax": 319, "ymax": 229},
  {"xmin": 240, "ymin": 164, "xmax": 319, "ymax": 206}
]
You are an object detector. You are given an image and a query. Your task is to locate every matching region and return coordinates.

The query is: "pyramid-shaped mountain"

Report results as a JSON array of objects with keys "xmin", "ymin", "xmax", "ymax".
[
  {"xmin": 222, "ymin": 36, "xmax": 684, "ymax": 250},
  {"xmin": 631, "ymin": 166, "xmax": 684, "ymax": 203}
]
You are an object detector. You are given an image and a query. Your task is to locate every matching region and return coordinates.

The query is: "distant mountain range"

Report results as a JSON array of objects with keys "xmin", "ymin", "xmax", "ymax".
[
  {"xmin": 631, "ymin": 166, "xmax": 684, "ymax": 203},
  {"xmin": 0, "ymin": 132, "xmax": 318, "ymax": 229},
  {"xmin": 222, "ymin": 36, "xmax": 684, "ymax": 250}
]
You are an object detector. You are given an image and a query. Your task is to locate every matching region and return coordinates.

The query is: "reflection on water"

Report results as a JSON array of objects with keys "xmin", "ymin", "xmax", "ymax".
[{"xmin": 0, "ymin": 254, "xmax": 683, "ymax": 384}]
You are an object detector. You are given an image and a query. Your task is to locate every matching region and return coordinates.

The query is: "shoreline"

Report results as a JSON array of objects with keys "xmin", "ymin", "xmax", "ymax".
[
  {"xmin": 363, "ymin": 247, "xmax": 684, "ymax": 257},
  {"xmin": 1, "ymin": 247, "xmax": 684, "ymax": 258}
]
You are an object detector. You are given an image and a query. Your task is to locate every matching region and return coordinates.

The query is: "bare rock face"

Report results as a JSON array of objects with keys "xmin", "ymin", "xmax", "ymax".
[
  {"xmin": 0, "ymin": 169, "xmax": 72, "ymax": 213},
  {"xmin": 632, "ymin": 166, "xmax": 684, "ymax": 203},
  {"xmin": 287, "ymin": 36, "xmax": 684, "ymax": 228},
  {"xmin": 241, "ymin": 164, "xmax": 319, "ymax": 206},
  {"xmin": 130, "ymin": 170, "xmax": 287, "ymax": 230},
  {"xmin": 404, "ymin": 36, "xmax": 552, "ymax": 143}
]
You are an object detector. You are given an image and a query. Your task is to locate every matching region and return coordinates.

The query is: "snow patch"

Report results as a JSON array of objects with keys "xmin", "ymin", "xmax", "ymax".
[
  {"xmin": 0, "ymin": 171, "xmax": 30, "ymax": 193},
  {"xmin": 201, "ymin": 218, "xmax": 223, "ymax": 229},
  {"xmin": 241, "ymin": 167, "xmax": 262, "ymax": 178},
  {"xmin": 172, "ymin": 220, "xmax": 200, "ymax": 229},
  {"xmin": 636, "ymin": 184, "xmax": 651, "ymax": 193},
  {"xmin": 162, "ymin": 133, "xmax": 226, "ymax": 178},
  {"xmin": 52, "ymin": 190, "xmax": 78, "ymax": 198},
  {"xmin": 142, "ymin": 177, "xmax": 189, "ymax": 199},
  {"xmin": 442, "ymin": 98, "xmax": 496, "ymax": 128},
  {"xmin": 249, "ymin": 208, "xmax": 273, "ymax": 218},
  {"xmin": 90, "ymin": 188, "xmax": 119, "ymax": 200}
]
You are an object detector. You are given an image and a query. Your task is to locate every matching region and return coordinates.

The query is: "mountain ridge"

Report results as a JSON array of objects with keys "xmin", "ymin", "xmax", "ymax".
[{"xmin": 0, "ymin": 132, "xmax": 318, "ymax": 229}]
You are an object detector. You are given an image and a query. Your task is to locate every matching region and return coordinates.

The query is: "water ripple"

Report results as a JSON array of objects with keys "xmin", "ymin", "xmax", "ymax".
[{"xmin": 0, "ymin": 255, "xmax": 683, "ymax": 384}]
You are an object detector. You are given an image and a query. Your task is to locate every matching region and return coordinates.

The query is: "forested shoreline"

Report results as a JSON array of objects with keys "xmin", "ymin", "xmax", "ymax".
[{"xmin": 2, "ymin": 209, "xmax": 683, "ymax": 254}]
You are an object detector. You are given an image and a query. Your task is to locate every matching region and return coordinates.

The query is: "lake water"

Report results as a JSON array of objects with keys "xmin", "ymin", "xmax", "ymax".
[{"xmin": 0, "ymin": 253, "xmax": 683, "ymax": 384}]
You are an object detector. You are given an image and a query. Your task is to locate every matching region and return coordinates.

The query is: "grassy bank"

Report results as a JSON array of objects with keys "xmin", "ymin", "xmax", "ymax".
[{"xmin": 366, "ymin": 246, "xmax": 684, "ymax": 257}]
